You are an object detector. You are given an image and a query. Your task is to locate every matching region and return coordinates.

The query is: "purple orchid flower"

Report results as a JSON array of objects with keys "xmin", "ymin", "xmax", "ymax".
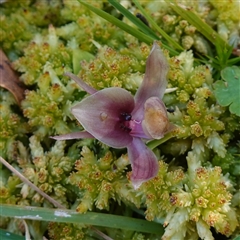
[{"xmin": 52, "ymin": 42, "xmax": 173, "ymax": 189}]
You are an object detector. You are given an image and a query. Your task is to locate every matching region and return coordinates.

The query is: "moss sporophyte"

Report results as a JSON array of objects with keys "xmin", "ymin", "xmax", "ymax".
[{"xmin": 52, "ymin": 42, "xmax": 175, "ymax": 189}]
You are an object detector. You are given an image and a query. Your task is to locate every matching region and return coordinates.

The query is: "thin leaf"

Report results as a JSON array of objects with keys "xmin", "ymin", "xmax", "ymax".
[
  {"xmin": 228, "ymin": 57, "xmax": 240, "ymax": 65},
  {"xmin": 108, "ymin": 0, "xmax": 159, "ymax": 40},
  {"xmin": 166, "ymin": 0, "xmax": 231, "ymax": 56},
  {"xmin": 166, "ymin": 0, "xmax": 236, "ymax": 70},
  {"xmin": 78, "ymin": 0, "xmax": 153, "ymax": 44},
  {"xmin": 0, "ymin": 204, "xmax": 164, "ymax": 235},
  {"xmin": 0, "ymin": 229, "xmax": 25, "ymax": 240},
  {"xmin": 79, "ymin": 0, "xmax": 178, "ymax": 55},
  {"xmin": 132, "ymin": 0, "xmax": 183, "ymax": 52},
  {"xmin": 167, "ymin": 1, "xmax": 236, "ymax": 73}
]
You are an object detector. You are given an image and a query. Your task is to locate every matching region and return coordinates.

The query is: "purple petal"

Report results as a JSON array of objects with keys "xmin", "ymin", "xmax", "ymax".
[
  {"xmin": 127, "ymin": 137, "xmax": 159, "ymax": 189},
  {"xmin": 72, "ymin": 87, "xmax": 135, "ymax": 148},
  {"xmin": 132, "ymin": 42, "xmax": 169, "ymax": 119},
  {"xmin": 142, "ymin": 97, "xmax": 170, "ymax": 139},
  {"xmin": 51, "ymin": 131, "xmax": 94, "ymax": 140},
  {"xmin": 65, "ymin": 72, "xmax": 97, "ymax": 95}
]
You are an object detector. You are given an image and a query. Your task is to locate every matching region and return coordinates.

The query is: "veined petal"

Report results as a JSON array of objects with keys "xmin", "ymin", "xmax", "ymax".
[
  {"xmin": 133, "ymin": 42, "xmax": 169, "ymax": 119},
  {"xmin": 51, "ymin": 131, "xmax": 94, "ymax": 140},
  {"xmin": 127, "ymin": 137, "xmax": 159, "ymax": 189},
  {"xmin": 65, "ymin": 72, "xmax": 97, "ymax": 95},
  {"xmin": 72, "ymin": 87, "xmax": 135, "ymax": 148},
  {"xmin": 142, "ymin": 97, "xmax": 170, "ymax": 139}
]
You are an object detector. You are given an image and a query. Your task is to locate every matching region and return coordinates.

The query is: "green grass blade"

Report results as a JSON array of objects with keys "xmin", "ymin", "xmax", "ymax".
[
  {"xmin": 228, "ymin": 57, "xmax": 240, "ymax": 65},
  {"xmin": 166, "ymin": 0, "xmax": 235, "ymax": 68},
  {"xmin": 0, "ymin": 229, "xmax": 25, "ymax": 240},
  {"xmin": 79, "ymin": 0, "xmax": 178, "ymax": 55},
  {"xmin": 0, "ymin": 204, "xmax": 164, "ymax": 235},
  {"xmin": 132, "ymin": 0, "xmax": 183, "ymax": 52},
  {"xmin": 78, "ymin": 0, "xmax": 153, "ymax": 44},
  {"xmin": 108, "ymin": 0, "xmax": 159, "ymax": 40},
  {"xmin": 166, "ymin": 0, "xmax": 230, "ymax": 51}
]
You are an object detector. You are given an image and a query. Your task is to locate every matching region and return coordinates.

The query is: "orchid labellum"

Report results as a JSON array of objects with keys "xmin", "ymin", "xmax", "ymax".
[{"xmin": 52, "ymin": 42, "xmax": 174, "ymax": 189}]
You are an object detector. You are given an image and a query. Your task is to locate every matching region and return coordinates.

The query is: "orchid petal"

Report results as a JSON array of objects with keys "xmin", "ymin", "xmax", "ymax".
[
  {"xmin": 132, "ymin": 42, "xmax": 169, "ymax": 119},
  {"xmin": 142, "ymin": 97, "xmax": 170, "ymax": 139},
  {"xmin": 51, "ymin": 131, "xmax": 94, "ymax": 140},
  {"xmin": 72, "ymin": 87, "xmax": 135, "ymax": 148},
  {"xmin": 65, "ymin": 72, "xmax": 97, "ymax": 95},
  {"xmin": 127, "ymin": 137, "xmax": 159, "ymax": 189}
]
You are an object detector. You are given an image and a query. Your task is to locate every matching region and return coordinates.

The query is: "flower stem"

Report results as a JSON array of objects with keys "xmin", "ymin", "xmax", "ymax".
[
  {"xmin": 0, "ymin": 156, "xmax": 65, "ymax": 209},
  {"xmin": 147, "ymin": 132, "xmax": 175, "ymax": 150}
]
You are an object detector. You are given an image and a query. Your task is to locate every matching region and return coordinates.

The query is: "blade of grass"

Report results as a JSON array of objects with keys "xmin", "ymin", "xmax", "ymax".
[
  {"xmin": 228, "ymin": 57, "xmax": 240, "ymax": 65},
  {"xmin": 166, "ymin": 0, "xmax": 237, "ymax": 73},
  {"xmin": 0, "ymin": 229, "xmax": 25, "ymax": 240},
  {"xmin": 0, "ymin": 157, "xmax": 111, "ymax": 240},
  {"xmin": 79, "ymin": 0, "xmax": 178, "ymax": 55},
  {"xmin": 166, "ymin": 0, "xmax": 231, "ymax": 55},
  {"xmin": 108, "ymin": 0, "xmax": 159, "ymax": 40},
  {"xmin": 132, "ymin": 0, "xmax": 183, "ymax": 52},
  {"xmin": 78, "ymin": 0, "xmax": 153, "ymax": 44},
  {"xmin": 0, "ymin": 204, "xmax": 164, "ymax": 235}
]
